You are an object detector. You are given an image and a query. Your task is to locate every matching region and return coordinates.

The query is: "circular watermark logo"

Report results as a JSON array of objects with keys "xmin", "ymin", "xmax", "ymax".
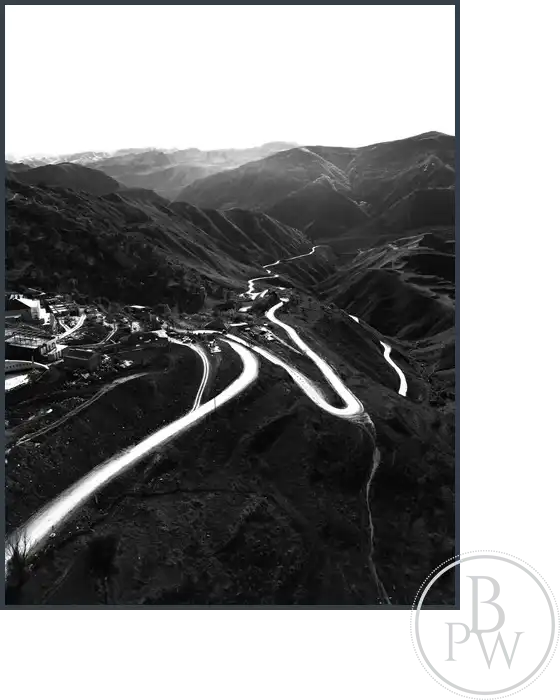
[{"xmin": 411, "ymin": 551, "xmax": 559, "ymax": 697}]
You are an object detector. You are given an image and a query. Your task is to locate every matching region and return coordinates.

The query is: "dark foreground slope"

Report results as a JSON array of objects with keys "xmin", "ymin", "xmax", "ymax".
[
  {"xmin": 6, "ymin": 295, "xmax": 454, "ymax": 606},
  {"xmin": 6, "ymin": 177, "xmax": 310, "ymax": 309}
]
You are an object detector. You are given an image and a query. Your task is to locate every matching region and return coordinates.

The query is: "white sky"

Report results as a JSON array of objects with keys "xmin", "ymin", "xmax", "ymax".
[{"xmin": 5, "ymin": 5, "xmax": 455, "ymax": 158}]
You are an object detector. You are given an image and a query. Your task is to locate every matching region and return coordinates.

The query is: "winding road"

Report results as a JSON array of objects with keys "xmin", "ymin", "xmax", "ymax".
[
  {"xmin": 264, "ymin": 245, "xmax": 321, "ymax": 267},
  {"xmin": 97, "ymin": 322, "xmax": 118, "ymax": 345},
  {"xmin": 170, "ymin": 340, "xmax": 210, "ymax": 411},
  {"xmin": 244, "ymin": 245, "xmax": 321, "ymax": 300},
  {"xmin": 347, "ymin": 314, "xmax": 408, "ymax": 397},
  {"xmin": 380, "ymin": 342, "xmax": 408, "ymax": 397},
  {"xmin": 6, "ymin": 241, "xmax": 404, "ymax": 599},
  {"xmin": 5, "ymin": 339, "xmax": 258, "ymax": 569},
  {"xmin": 55, "ymin": 313, "xmax": 86, "ymax": 340},
  {"xmin": 263, "ymin": 298, "xmax": 364, "ymax": 418},
  {"xmin": 246, "ymin": 274, "xmax": 279, "ymax": 300}
]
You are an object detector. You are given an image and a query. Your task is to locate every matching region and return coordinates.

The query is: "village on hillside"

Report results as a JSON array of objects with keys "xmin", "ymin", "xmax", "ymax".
[
  {"xmin": 4, "ymin": 288, "xmax": 288, "ymax": 401},
  {"xmin": 5, "ymin": 291, "xmax": 168, "ymax": 386}
]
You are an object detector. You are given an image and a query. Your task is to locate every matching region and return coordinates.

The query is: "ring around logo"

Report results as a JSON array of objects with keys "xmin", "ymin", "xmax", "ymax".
[{"xmin": 408, "ymin": 544, "xmax": 560, "ymax": 700}]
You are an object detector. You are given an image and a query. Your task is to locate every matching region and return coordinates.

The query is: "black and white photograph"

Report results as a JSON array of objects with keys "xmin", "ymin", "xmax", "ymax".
[{"xmin": 4, "ymin": 5, "xmax": 456, "ymax": 607}]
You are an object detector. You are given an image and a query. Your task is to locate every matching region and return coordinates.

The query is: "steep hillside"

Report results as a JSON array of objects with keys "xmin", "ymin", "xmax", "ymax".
[
  {"xmin": 169, "ymin": 203, "xmax": 310, "ymax": 268},
  {"xmin": 306, "ymin": 146, "xmax": 358, "ymax": 171},
  {"xmin": 330, "ymin": 188, "xmax": 455, "ymax": 255},
  {"xmin": 115, "ymin": 188, "xmax": 171, "ymax": 208},
  {"xmin": 267, "ymin": 175, "xmax": 369, "ymax": 242},
  {"xmin": 379, "ymin": 187, "xmax": 455, "ymax": 232},
  {"xmin": 348, "ymin": 132, "xmax": 455, "ymax": 205},
  {"xmin": 5, "ymin": 177, "xmax": 311, "ymax": 309},
  {"xmin": 11, "ymin": 163, "xmax": 122, "ymax": 197},
  {"xmin": 6, "ymin": 162, "xmax": 32, "ymax": 174},
  {"xmin": 318, "ymin": 228, "xmax": 455, "ymax": 340},
  {"xmin": 175, "ymin": 147, "xmax": 350, "ymax": 210}
]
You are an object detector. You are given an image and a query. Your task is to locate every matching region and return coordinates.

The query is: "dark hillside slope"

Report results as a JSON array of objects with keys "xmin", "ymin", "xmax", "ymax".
[
  {"xmin": 305, "ymin": 146, "xmax": 358, "ymax": 172},
  {"xmin": 13, "ymin": 163, "xmax": 122, "ymax": 197},
  {"xmin": 271, "ymin": 246, "xmax": 337, "ymax": 290},
  {"xmin": 267, "ymin": 175, "xmax": 370, "ymax": 242},
  {"xmin": 169, "ymin": 203, "xmax": 310, "ymax": 268},
  {"xmin": 318, "ymin": 229, "xmax": 455, "ymax": 340},
  {"xmin": 6, "ymin": 162, "xmax": 32, "ymax": 174},
  {"xmin": 175, "ymin": 147, "xmax": 349, "ymax": 210},
  {"xmin": 5, "ymin": 177, "xmax": 311, "ymax": 309},
  {"xmin": 332, "ymin": 187, "xmax": 455, "ymax": 255},
  {"xmin": 116, "ymin": 188, "xmax": 171, "ymax": 207},
  {"xmin": 379, "ymin": 187, "xmax": 455, "ymax": 232},
  {"xmin": 348, "ymin": 132, "xmax": 455, "ymax": 205}
]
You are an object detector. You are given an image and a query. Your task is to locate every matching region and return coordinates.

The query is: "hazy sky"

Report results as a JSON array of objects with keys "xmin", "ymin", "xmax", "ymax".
[{"xmin": 5, "ymin": 5, "xmax": 455, "ymax": 158}]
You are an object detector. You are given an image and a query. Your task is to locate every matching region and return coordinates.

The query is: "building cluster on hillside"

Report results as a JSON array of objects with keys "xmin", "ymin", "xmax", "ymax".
[
  {"xmin": 247, "ymin": 326, "xmax": 274, "ymax": 342},
  {"xmin": 4, "ymin": 290, "xmax": 91, "ymax": 364},
  {"xmin": 5, "ymin": 327, "xmax": 60, "ymax": 362},
  {"xmin": 122, "ymin": 330, "xmax": 170, "ymax": 349},
  {"xmin": 86, "ymin": 306, "xmax": 104, "ymax": 323},
  {"xmin": 124, "ymin": 305, "xmax": 155, "ymax": 322},
  {"xmin": 6, "ymin": 294, "xmax": 53, "ymax": 326},
  {"xmin": 62, "ymin": 347, "xmax": 100, "ymax": 371},
  {"xmin": 4, "ymin": 290, "xmax": 183, "ymax": 399},
  {"xmin": 5, "ymin": 293, "xmax": 62, "ymax": 362},
  {"xmin": 46, "ymin": 296, "xmax": 80, "ymax": 318}
]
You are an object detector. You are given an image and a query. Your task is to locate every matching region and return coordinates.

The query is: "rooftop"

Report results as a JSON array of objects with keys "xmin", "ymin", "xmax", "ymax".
[
  {"xmin": 6, "ymin": 296, "xmax": 40, "ymax": 310},
  {"xmin": 5, "ymin": 324, "xmax": 54, "ymax": 340},
  {"xmin": 63, "ymin": 347, "xmax": 98, "ymax": 359},
  {"xmin": 7, "ymin": 335, "xmax": 52, "ymax": 349}
]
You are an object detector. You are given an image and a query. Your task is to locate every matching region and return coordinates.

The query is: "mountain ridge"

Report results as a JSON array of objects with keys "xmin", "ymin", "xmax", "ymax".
[
  {"xmin": 7, "ymin": 142, "xmax": 299, "ymax": 200},
  {"xmin": 175, "ymin": 132, "xmax": 455, "ymax": 253},
  {"xmin": 5, "ymin": 175, "xmax": 311, "ymax": 310}
]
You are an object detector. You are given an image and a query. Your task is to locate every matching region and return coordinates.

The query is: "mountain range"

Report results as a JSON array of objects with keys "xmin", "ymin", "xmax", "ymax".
[
  {"xmin": 8, "ymin": 142, "xmax": 297, "ymax": 200},
  {"xmin": 7, "ymin": 132, "xmax": 454, "ymax": 255}
]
